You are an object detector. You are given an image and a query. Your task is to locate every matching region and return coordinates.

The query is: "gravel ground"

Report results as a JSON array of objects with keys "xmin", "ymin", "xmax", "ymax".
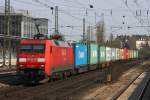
[
  {"xmin": 0, "ymin": 60, "xmax": 147, "ymax": 100},
  {"xmin": 0, "ymin": 69, "xmax": 106, "ymax": 100},
  {"xmin": 117, "ymin": 71, "xmax": 147, "ymax": 100},
  {"xmin": 63, "ymin": 61, "xmax": 150, "ymax": 100}
]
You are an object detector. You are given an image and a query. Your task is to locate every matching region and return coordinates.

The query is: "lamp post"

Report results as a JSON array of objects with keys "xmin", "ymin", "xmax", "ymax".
[
  {"xmin": 3, "ymin": 0, "xmax": 11, "ymax": 68},
  {"xmin": 55, "ymin": 6, "xmax": 59, "ymax": 34}
]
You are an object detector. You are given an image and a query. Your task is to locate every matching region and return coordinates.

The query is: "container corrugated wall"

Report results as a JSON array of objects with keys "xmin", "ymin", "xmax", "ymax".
[
  {"xmin": 106, "ymin": 47, "xmax": 111, "ymax": 62},
  {"xmin": 90, "ymin": 44, "xmax": 98, "ymax": 64},
  {"xmin": 100, "ymin": 46, "xmax": 106, "ymax": 63},
  {"xmin": 134, "ymin": 50, "xmax": 137, "ymax": 58},
  {"xmin": 136, "ymin": 50, "xmax": 139, "ymax": 58},
  {"xmin": 73, "ymin": 43, "xmax": 88, "ymax": 68},
  {"xmin": 131, "ymin": 50, "xmax": 134, "ymax": 59},
  {"xmin": 111, "ymin": 48, "xmax": 116, "ymax": 61},
  {"xmin": 118, "ymin": 49, "xmax": 122, "ymax": 60},
  {"xmin": 116, "ymin": 48, "xmax": 119, "ymax": 60},
  {"xmin": 121, "ymin": 49, "xmax": 124, "ymax": 60},
  {"xmin": 123, "ymin": 48, "xmax": 127, "ymax": 60}
]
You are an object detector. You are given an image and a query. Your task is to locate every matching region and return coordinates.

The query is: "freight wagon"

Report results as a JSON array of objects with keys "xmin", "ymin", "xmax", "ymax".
[
  {"xmin": 73, "ymin": 43, "xmax": 88, "ymax": 73},
  {"xmin": 89, "ymin": 43, "xmax": 98, "ymax": 70},
  {"xmin": 17, "ymin": 39, "xmax": 139, "ymax": 84}
]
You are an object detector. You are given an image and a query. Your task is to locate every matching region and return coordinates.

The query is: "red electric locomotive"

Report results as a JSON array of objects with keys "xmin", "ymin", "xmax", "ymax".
[{"xmin": 17, "ymin": 39, "xmax": 74, "ymax": 84}]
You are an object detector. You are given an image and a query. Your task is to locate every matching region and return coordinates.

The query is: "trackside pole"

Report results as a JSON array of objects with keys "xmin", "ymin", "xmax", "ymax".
[{"xmin": 106, "ymin": 62, "xmax": 112, "ymax": 82}]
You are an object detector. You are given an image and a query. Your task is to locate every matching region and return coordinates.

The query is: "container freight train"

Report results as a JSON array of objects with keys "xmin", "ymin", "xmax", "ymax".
[{"xmin": 17, "ymin": 39, "xmax": 139, "ymax": 84}]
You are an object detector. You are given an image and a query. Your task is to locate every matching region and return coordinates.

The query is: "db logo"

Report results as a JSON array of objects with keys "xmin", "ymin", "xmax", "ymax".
[
  {"xmin": 27, "ymin": 58, "xmax": 37, "ymax": 62},
  {"xmin": 79, "ymin": 51, "xmax": 84, "ymax": 58}
]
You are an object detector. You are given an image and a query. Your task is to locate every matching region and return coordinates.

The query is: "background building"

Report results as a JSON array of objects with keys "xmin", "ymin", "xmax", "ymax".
[
  {"xmin": 0, "ymin": 13, "xmax": 48, "ymax": 39},
  {"xmin": 0, "ymin": 13, "xmax": 48, "ymax": 63},
  {"xmin": 114, "ymin": 34, "xmax": 150, "ymax": 49}
]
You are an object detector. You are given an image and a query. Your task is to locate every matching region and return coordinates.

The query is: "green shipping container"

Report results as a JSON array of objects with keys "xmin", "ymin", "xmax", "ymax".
[
  {"xmin": 90, "ymin": 44, "xmax": 98, "ymax": 64},
  {"xmin": 111, "ymin": 48, "xmax": 116, "ymax": 61},
  {"xmin": 100, "ymin": 46, "xmax": 106, "ymax": 63}
]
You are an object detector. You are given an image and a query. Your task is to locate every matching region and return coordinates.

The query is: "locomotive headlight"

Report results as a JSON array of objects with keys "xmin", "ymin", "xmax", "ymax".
[
  {"xmin": 40, "ymin": 65, "xmax": 44, "ymax": 69},
  {"xmin": 37, "ymin": 58, "xmax": 45, "ymax": 62},
  {"xmin": 19, "ymin": 58, "xmax": 26, "ymax": 62}
]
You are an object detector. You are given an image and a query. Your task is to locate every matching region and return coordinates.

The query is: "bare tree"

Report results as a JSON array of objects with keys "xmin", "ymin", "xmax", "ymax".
[{"xmin": 96, "ymin": 20, "xmax": 105, "ymax": 45}]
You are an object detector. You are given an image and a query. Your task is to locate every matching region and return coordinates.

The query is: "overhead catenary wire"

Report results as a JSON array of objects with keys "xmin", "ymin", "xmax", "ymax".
[
  {"xmin": 13, "ymin": 0, "xmax": 41, "ymax": 7},
  {"xmin": 37, "ymin": 0, "xmax": 84, "ymax": 9},
  {"xmin": 32, "ymin": 0, "xmax": 95, "ymax": 25},
  {"xmin": 73, "ymin": 0, "xmax": 127, "ymax": 32},
  {"xmin": 7, "ymin": 0, "xmax": 150, "ymax": 38},
  {"xmin": 121, "ymin": 0, "xmax": 144, "ymax": 25},
  {"xmin": 124, "ymin": 0, "xmax": 150, "ymax": 35},
  {"xmin": 59, "ymin": 0, "xmax": 104, "ymax": 21},
  {"xmin": 133, "ymin": 0, "xmax": 150, "ymax": 34},
  {"xmin": 14, "ymin": 0, "xmax": 129, "ymax": 29},
  {"xmin": 13, "ymin": 1, "xmax": 85, "ymax": 26},
  {"xmin": 13, "ymin": 0, "xmax": 85, "ymax": 34}
]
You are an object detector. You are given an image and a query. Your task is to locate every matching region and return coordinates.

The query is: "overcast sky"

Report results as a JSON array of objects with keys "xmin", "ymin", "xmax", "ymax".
[{"xmin": 0, "ymin": 0, "xmax": 150, "ymax": 41}]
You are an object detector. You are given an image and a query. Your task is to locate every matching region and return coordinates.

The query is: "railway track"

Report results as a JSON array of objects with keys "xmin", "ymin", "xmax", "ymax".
[
  {"xmin": 0, "ymin": 71, "xmax": 17, "ymax": 85},
  {"xmin": 110, "ymin": 72, "xmax": 143, "ymax": 100},
  {"xmin": 0, "ymin": 69, "xmax": 105, "ymax": 100},
  {"xmin": 22, "ymin": 61, "xmax": 141, "ymax": 100},
  {"xmin": 110, "ymin": 62, "xmax": 150, "ymax": 100},
  {"xmin": 138, "ymin": 75, "xmax": 150, "ymax": 100},
  {"xmin": 0, "ymin": 71, "xmax": 16, "ymax": 77},
  {"xmin": 0, "ymin": 60, "xmax": 141, "ymax": 100},
  {"xmin": 0, "ymin": 66, "xmax": 16, "ymax": 79},
  {"xmin": 0, "ymin": 68, "xmax": 17, "ymax": 78},
  {"xmin": 59, "ymin": 60, "xmax": 143, "ymax": 100}
]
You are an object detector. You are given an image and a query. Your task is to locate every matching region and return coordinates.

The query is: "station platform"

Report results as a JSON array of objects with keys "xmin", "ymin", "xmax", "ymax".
[{"xmin": 118, "ymin": 68, "xmax": 150, "ymax": 100}]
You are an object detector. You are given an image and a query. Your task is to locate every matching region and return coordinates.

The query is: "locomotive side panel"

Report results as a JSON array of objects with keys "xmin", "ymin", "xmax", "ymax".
[
  {"xmin": 45, "ymin": 40, "xmax": 52, "ymax": 76},
  {"xmin": 49, "ymin": 41, "xmax": 74, "ymax": 74},
  {"xmin": 67, "ymin": 47, "xmax": 74, "ymax": 68}
]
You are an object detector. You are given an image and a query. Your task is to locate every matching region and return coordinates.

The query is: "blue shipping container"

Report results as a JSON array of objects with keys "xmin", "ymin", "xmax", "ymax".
[{"xmin": 73, "ymin": 43, "xmax": 88, "ymax": 68}]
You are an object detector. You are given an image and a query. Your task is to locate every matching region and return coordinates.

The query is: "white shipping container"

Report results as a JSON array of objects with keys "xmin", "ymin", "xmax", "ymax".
[
  {"xmin": 116, "ymin": 48, "xmax": 119, "ymax": 60},
  {"xmin": 106, "ymin": 47, "xmax": 111, "ymax": 62}
]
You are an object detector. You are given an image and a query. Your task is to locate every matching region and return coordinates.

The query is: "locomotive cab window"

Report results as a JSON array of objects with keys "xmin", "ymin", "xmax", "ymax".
[
  {"xmin": 20, "ymin": 44, "xmax": 45, "ymax": 53},
  {"xmin": 20, "ymin": 45, "xmax": 32, "ymax": 53}
]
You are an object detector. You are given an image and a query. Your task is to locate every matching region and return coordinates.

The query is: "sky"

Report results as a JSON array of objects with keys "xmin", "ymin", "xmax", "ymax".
[{"xmin": 0, "ymin": 0, "xmax": 150, "ymax": 41}]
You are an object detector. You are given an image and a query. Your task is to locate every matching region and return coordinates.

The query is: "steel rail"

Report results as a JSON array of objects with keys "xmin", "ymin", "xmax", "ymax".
[
  {"xmin": 0, "ymin": 71, "xmax": 16, "ymax": 79},
  {"xmin": 110, "ymin": 61, "xmax": 149, "ymax": 100},
  {"xmin": 138, "ymin": 78, "xmax": 150, "ymax": 100},
  {"xmin": 110, "ymin": 72, "xmax": 141, "ymax": 100}
]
